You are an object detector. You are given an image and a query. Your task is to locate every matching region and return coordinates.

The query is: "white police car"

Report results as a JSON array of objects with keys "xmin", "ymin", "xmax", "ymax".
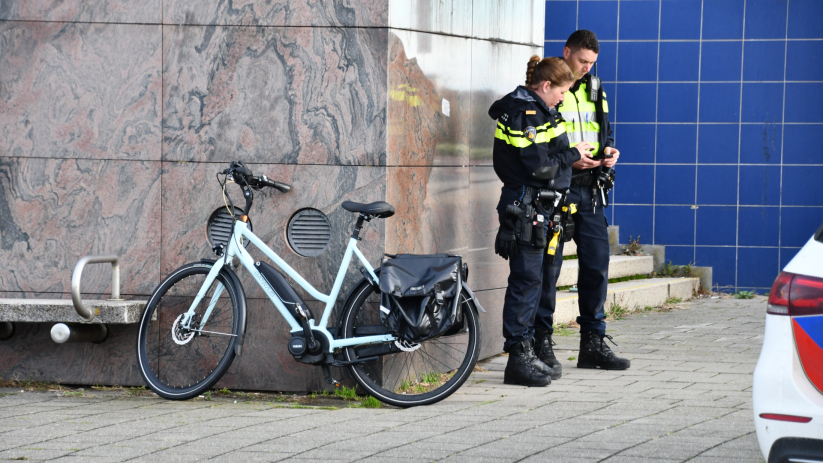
[{"xmin": 753, "ymin": 224, "xmax": 823, "ymax": 462}]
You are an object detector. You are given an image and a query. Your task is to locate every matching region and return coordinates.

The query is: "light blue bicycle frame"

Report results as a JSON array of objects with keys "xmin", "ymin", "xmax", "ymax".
[{"xmin": 180, "ymin": 220, "xmax": 397, "ymax": 352}]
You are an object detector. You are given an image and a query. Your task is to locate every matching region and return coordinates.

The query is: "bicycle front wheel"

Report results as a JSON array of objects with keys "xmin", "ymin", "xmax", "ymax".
[
  {"xmin": 137, "ymin": 262, "xmax": 241, "ymax": 400},
  {"xmin": 340, "ymin": 280, "xmax": 481, "ymax": 407}
]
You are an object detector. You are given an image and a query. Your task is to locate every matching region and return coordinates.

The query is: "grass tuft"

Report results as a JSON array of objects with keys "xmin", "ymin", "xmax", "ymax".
[
  {"xmin": 334, "ymin": 386, "xmax": 358, "ymax": 401},
  {"xmin": 359, "ymin": 396, "xmax": 382, "ymax": 408},
  {"xmin": 606, "ymin": 303, "xmax": 629, "ymax": 320},
  {"xmin": 733, "ymin": 290, "xmax": 757, "ymax": 299},
  {"xmin": 624, "ymin": 235, "xmax": 644, "ymax": 256}
]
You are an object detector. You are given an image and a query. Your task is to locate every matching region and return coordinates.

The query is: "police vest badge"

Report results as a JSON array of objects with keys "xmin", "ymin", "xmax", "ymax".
[{"xmin": 525, "ymin": 126, "xmax": 536, "ymax": 141}]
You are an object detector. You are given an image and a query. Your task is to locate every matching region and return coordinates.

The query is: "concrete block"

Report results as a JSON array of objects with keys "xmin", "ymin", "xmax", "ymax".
[
  {"xmin": 669, "ymin": 278, "xmax": 699, "ymax": 301},
  {"xmin": 556, "ymin": 260, "xmax": 579, "ymax": 288},
  {"xmin": 564, "ymin": 240, "xmax": 577, "ymax": 256},
  {"xmin": 608, "ymin": 225, "xmax": 619, "ymax": 250},
  {"xmin": 554, "ymin": 292, "xmax": 580, "ymax": 325},
  {"xmin": 556, "ymin": 255, "xmax": 653, "ymax": 287},
  {"xmin": 609, "ymin": 280, "xmax": 670, "ymax": 312},
  {"xmin": 642, "ymin": 245, "xmax": 667, "ymax": 273},
  {"xmin": 553, "ymin": 278, "xmax": 701, "ymax": 324},
  {"xmin": 691, "ymin": 266, "xmax": 712, "ymax": 291},
  {"xmin": 609, "ymin": 255, "xmax": 654, "ymax": 279},
  {"xmin": 0, "ymin": 299, "xmax": 146, "ymax": 324}
]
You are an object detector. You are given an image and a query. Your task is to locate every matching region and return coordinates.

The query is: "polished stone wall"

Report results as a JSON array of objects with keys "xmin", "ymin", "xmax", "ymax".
[{"xmin": 0, "ymin": 1, "xmax": 542, "ymax": 390}]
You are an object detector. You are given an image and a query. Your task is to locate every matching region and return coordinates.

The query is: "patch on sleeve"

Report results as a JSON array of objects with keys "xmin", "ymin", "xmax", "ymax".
[
  {"xmin": 525, "ymin": 126, "xmax": 536, "ymax": 141},
  {"xmin": 500, "ymin": 113, "xmax": 510, "ymax": 122},
  {"xmin": 525, "ymin": 110, "xmax": 536, "ymax": 115}
]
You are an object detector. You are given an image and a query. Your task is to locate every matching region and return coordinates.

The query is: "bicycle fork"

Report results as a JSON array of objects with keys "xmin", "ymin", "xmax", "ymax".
[{"xmin": 181, "ymin": 257, "xmax": 232, "ymax": 332}]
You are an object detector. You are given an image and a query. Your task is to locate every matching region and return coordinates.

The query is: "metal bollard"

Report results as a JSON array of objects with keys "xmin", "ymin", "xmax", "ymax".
[
  {"xmin": 0, "ymin": 322, "xmax": 14, "ymax": 341},
  {"xmin": 51, "ymin": 323, "xmax": 108, "ymax": 344}
]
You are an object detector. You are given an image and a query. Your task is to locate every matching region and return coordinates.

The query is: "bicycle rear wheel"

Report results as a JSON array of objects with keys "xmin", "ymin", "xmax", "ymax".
[
  {"xmin": 340, "ymin": 280, "xmax": 481, "ymax": 407},
  {"xmin": 137, "ymin": 262, "xmax": 241, "ymax": 400}
]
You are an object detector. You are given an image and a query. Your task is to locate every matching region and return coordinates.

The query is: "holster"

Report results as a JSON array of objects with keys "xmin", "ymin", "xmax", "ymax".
[
  {"xmin": 549, "ymin": 199, "xmax": 577, "ymax": 243},
  {"xmin": 504, "ymin": 186, "xmax": 549, "ymax": 249}
]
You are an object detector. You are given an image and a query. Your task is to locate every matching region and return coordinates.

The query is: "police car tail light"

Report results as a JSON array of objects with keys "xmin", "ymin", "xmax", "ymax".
[
  {"xmin": 767, "ymin": 272, "xmax": 793, "ymax": 315},
  {"xmin": 788, "ymin": 274, "xmax": 823, "ymax": 316}
]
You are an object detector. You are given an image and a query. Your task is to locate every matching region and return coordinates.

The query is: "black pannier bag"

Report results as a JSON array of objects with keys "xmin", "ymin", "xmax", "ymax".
[{"xmin": 378, "ymin": 254, "xmax": 464, "ymax": 343}]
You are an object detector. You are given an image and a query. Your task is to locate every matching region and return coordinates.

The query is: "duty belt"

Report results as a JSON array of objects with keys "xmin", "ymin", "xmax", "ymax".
[
  {"xmin": 570, "ymin": 172, "xmax": 596, "ymax": 186},
  {"xmin": 520, "ymin": 185, "xmax": 564, "ymax": 211}
]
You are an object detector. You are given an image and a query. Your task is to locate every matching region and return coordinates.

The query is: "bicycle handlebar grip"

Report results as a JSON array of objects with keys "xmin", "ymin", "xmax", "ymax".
[
  {"xmin": 272, "ymin": 181, "xmax": 291, "ymax": 192},
  {"xmin": 256, "ymin": 175, "xmax": 290, "ymax": 192}
]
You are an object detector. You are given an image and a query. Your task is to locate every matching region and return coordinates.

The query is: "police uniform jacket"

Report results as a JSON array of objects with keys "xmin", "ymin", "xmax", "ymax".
[
  {"xmin": 488, "ymin": 86, "xmax": 581, "ymax": 195},
  {"xmin": 557, "ymin": 73, "xmax": 614, "ymax": 175}
]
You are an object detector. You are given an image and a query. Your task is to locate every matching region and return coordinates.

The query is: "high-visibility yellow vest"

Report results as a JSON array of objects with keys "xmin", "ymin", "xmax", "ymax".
[{"xmin": 557, "ymin": 83, "xmax": 609, "ymax": 155}]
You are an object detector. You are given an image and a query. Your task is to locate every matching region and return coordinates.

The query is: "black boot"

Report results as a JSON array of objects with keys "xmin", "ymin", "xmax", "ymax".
[
  {"xmin": 504, "ymin": 340, "xmax": 552, "ymax": 387},
  {"xmin": 534, "ymin": 329, "xmax": 562, "ymax": 379},
  {"xmin": 528, "ymin": 338, "xmax": 559, "ymax": 379},
  {"xmin": 577, "ymin": 331, "xmax": 631, "ymax": 370}
]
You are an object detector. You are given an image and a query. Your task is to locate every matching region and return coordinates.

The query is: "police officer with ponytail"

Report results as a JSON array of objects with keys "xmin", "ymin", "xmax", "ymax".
[
  {"xmin": 531, "ymin": 30, "xmax": 631, "ymax": 373},
  {"xmin": 489, "ymin": 56, "xmax": 593, "ymax": 387}
]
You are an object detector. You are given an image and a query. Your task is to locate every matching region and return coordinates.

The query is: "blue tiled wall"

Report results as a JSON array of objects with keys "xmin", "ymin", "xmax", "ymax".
[{"xmin": 545, "ymin": 0, "xmax": 823, "ymax": 291}]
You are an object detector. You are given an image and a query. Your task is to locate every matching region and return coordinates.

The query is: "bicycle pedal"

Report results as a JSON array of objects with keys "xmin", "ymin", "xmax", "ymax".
[{"xmin": 321, "ymin": 364, "xmax": 340, "ymax": 387}]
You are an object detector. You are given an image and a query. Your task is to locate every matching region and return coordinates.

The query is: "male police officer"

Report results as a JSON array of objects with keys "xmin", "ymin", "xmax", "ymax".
[{"xmin": 532, "ymin": 30, "xmax": 631, "ymax": 373}]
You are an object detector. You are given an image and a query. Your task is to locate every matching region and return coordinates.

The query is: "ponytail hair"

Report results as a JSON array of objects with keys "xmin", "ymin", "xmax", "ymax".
[{"xmin": 526, "ymin": 55, "xmax": 574, "ymax": 89}]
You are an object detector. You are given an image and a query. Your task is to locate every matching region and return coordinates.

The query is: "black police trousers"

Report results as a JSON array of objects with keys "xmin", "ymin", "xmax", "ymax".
[
  {"xmin": 534, "ymin": 183, "xmax": 609, "ymax": 336},
  {"xmin": 498, "ymin": 186, "xmax": 553, "ymax": 351},
  {"xmin": 500, "ymin": 237, "xmax": 550, "ymax": 352}
]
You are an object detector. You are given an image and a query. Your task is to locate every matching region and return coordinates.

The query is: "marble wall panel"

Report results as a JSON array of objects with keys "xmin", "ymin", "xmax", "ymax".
[
  {"xmin": 214, "ymin": 297, "xmax": 352, "ymax": 392},
  {"xmin": 164, "ymin": 0, "xmax": 387, "ymax": 28},
  {"xmin": 0, "ymin": 1, "xmax": 161, "ymax": 23},
  {"xmin": 385, "ymin": 166, "xmax": 469, "ymax": 256},
  {"xmin": 473, "ymin": 0, "xmax": 544, "ymax": 46},
  {"xmin": 0, "ymin": 158, "xmax": 161, "ymax": 297},
  {"xmin": 388, "ymin": 0, "xmax": 473, "ymax": 37},
  {"xmin": 387, "ymin": 31, "xmax": 471, "ymax": 167},
  {"xmin": 162, "ymin": 26, "xmax": 387, "ymax": 166},
  {"xmin": 0, "ymin": 22, "xmax": 162, "ymax": 161},
  {"xmin": 160, "ymin": 162, "xmax": 386, "ymax": 303},
  {"xmin": 469, "ymin": 39, "xmax": 542, "ymax": 166},
  {"xmin": 0, "ymin": 323, "xmax": 143, "ymax": 386}
]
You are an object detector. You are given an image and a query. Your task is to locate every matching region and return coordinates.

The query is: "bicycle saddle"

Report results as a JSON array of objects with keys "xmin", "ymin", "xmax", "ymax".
[{"xmin": 341, "ymin": 200, "xmax": 395, "ymax": 218}]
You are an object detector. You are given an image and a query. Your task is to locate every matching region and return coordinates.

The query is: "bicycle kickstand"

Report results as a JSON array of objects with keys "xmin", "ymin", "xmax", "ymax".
[{"xmin": 321, "ymin": 363, "xmax": 341, "ymax": 388}]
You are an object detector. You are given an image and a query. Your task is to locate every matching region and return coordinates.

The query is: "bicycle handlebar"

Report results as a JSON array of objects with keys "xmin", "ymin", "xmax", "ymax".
[
  {"xmin": 222, "ymin": 161, "xmax": 291, "ymax": 193},
  {"xmin": 253, "ymin": 175, "xmax": 291, "ymax": 192}
]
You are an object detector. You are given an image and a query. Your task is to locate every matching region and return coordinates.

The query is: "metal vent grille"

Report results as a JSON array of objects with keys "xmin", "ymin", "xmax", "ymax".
[
  {"xmin": 287, "ymin": 209, "xmax": 332, "ymax": 257},
  {"xmin": 206, "ymin": 206, "xmax": 251, "ymax": 250}
]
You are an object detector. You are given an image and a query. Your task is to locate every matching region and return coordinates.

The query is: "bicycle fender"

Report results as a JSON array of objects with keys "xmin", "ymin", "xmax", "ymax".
[
  {"xmin": 461, "ymin": 282, "xmax": 486, "ymax": 313},
  {"xmin": 200, "ymin": 259, "xmax": 248, "ymax": 356}
]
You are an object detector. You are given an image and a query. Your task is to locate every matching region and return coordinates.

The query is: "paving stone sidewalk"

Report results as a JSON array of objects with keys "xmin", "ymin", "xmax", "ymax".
[{"xmin": 0, "ymin": 296, "xmax": 767, "ymax": 462}]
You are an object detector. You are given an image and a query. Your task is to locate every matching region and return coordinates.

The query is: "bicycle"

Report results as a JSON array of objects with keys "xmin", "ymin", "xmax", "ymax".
[{"xmin": 136, "ymin": 161, "xmax": 484, "ymax": 407}]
